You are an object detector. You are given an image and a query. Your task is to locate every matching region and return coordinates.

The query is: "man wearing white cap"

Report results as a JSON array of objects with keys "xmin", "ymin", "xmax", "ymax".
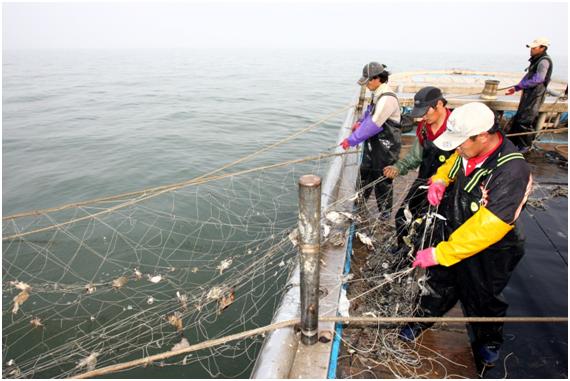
[
  {"xmin": 399, "ymin": 103, "xmax": 533, "ymax": 368},
  {"xmin": 505, "ymin": 37, "xmax": 553, "ymax": 149}
]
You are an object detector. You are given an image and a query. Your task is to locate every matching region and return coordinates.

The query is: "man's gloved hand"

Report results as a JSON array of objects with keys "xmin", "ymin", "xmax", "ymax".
[
  {"xmin": 383, "ymin": 165, "xmax": 399, "ymax": 179},
  {"xmin": 412, "ymin": 247, "xmax": 438, "ymax": 269},
  {"xmin": 351, "ymin": 122, "xmax": 361, "ymax": 132},
  {"xmin": 505, "ymin": 87, "xmax": 516, "ymax": 96},
  {"xmin": 340, "ymin": 138, "xmax": 350, "ymax": 150},
  {"xmin": 427, "ymin": 180, "xmax": 446, "ymax": 206}
]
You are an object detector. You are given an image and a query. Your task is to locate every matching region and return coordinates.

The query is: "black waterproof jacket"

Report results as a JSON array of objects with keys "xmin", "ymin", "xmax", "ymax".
[
  {"xmin": 417, "ymin": 125, "xmax": 454, "ymax": 179},
  {"xmin": 361, "ymin": 92, "xmax": 402, "ymax": 172},
  {"xmin": 438, "ymin": 135, "xmax": 531, "ymax": 254}
]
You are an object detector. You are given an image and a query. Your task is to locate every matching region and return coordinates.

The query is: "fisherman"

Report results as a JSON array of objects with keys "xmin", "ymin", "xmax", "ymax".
[
  {"xmin": 341, "ymin": 62, "xmax": 401, "ymax": 218},
  {"xmin": 505, "ymin": 37, "xmax": 553, "ymax": 150},
  {"xmin": 400, "ymin": 102, "xmax": 532, "ymax": 368},
  {"xmin": 383, "ymin": 87, "xmax": 454, "ymax": 253}
]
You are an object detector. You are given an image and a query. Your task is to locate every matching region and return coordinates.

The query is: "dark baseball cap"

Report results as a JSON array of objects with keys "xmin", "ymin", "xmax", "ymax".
[
  {"xmin": 357, "ymin": 62, "xmax": 386, "ymax": 85},
  {"xmin": 410, "ymin": 86, "xmax": 444, "ymax": 118}
]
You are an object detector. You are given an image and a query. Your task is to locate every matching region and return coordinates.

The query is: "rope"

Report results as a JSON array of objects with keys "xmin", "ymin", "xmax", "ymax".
[
  {"xmin": 447, "ymin": 85, "xmax": 515, "ymax": 99},
  {"xmin": 2, "ymin": 150, "xmax": 359, "ymax": 241},
  {"xmin": 5, "ymin": 127, "xmax": 567, "ymax": 241},
  {"xmin": 506, "ymin": 126, "xmax": 568, "ymax": 138},
  {"xmin": 4, "ymin": 98, "xmax": 566, "ymax": 226},
  {"xmin": 72, "ymin": 315, "xmax": 568, "ymax": 379}
]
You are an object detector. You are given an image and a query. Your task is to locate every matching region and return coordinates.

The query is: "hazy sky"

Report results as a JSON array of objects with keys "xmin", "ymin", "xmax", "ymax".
[{"xmin": 2, "ymin": 1, "xmax": 569, "ymax": 55}]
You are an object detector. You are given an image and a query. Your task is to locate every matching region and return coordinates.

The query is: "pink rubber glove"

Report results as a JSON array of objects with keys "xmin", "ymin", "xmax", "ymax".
[
  {"xmin": 427, "ymin": 180, "xmax": 446, "ymax": 206},
  {"xmin": 351, "ymin": 122, "xmax": 361, "ymax": 132},
  {"xmin": 412, "ymin": 247, "xmax": 438, "ymax": 268},
  {"xmin": 340, "ymin": 138, "xmax": 350, "ymax": 150},
  {"xmin": 505, "ymin": 88, "xmax": 516, "ymax": 96}
]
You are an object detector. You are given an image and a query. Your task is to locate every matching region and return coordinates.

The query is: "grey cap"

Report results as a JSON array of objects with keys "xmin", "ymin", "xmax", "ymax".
[{"xmin": 357, "ymin": 62, "xmax": 386, "ymax": 85}]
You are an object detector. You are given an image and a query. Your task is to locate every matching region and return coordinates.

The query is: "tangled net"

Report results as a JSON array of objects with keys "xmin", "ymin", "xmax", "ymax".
[{"xmin": 336, "ymin": 174, "xmax": 471, "ymax": 378}]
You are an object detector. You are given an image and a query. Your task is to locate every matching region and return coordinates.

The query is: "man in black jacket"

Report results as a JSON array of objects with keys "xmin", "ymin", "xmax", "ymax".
[
  {"xmin": 400, "ymin": 103, "xmax": 532, "ymax": 368},
  {"xmin": 505, "ymin": 37, "xmax": 553, "ymax": 150}
]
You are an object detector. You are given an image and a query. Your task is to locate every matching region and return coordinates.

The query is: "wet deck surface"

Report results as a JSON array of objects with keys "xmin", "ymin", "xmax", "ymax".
[{"xmin": 337, "ymin": 134, "xmax": 568, "ymax": 379}]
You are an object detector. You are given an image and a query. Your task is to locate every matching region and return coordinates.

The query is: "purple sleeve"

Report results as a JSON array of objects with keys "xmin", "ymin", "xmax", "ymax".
[
  {"xmin": 516, "ymin": 60, "xmax": 549, "ymax": 90},
  {"xmin": 347, "ymin": 115, "xmax": 383, "ymax": 146}
]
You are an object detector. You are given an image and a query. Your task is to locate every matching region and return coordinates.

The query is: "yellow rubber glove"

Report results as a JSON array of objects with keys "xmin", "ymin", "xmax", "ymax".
[{"xmin": 434, "ymin": 206, "xmax": 513, "ymax": 267}]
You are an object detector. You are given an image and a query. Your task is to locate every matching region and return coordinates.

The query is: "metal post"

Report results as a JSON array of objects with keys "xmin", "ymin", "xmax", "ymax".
[{"xmin": 298, "ymin": 174, "xmax": 321, "ymax": 345}]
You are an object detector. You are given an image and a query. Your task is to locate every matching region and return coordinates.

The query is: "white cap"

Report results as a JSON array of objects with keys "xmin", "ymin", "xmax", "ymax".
[
  {"xmin": 526, "ymin": 37, "xmax": 550, "ymax": 48},
  {"xmin": 433, "ymin": 103, "xmax": 495, "ymax": 150}
]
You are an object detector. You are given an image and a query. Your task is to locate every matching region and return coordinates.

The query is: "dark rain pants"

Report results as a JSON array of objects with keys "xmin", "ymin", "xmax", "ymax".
[
  {"xmin": 416, "ymin": 230, "xmax": 525, "ymax": 347},
  {"xmin": 509, "ymin": 88, "xmax": 547, "ymax": 148},
  {"xmin": 359, "ymin": 167, "xmax": 393, "ymax": 217}
]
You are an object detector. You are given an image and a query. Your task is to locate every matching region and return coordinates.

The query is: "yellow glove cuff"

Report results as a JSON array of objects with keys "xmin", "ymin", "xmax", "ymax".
[{"xmin": 434, "ymin": 206, "xmax": 513, "ymax": 267}]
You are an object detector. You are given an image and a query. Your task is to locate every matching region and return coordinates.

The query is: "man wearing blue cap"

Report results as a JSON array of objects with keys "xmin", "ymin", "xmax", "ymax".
[{"xmin": 341, "ymin": 62, "xmax": 401, "ymax": 218}]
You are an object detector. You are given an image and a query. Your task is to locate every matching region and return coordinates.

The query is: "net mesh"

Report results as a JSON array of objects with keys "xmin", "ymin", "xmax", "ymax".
[
  {"xmin": 2, "ymin": 158, "xmax": 331, "ymax": 378},
  {"xmin": 4, "ymin": 119, "xmax": 565, "ymax": 378}
]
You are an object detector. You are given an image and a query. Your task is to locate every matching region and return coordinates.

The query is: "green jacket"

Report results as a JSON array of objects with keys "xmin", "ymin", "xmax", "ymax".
[{"xmin": 394, "ymin": 138, "xmax": 423, "ymax": 176}]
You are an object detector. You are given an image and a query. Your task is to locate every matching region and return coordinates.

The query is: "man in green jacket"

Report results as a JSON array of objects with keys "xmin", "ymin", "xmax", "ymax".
[{"xmin": 383, "ymin": 87, "xmax": 454, "ymax": 253}]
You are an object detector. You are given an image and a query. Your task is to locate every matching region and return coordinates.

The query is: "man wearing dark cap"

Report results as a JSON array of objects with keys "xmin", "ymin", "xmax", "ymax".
[
  {"xmin": 505, "ymin": 37, "xmax": 553, "ymax": 150},
  {"xmin": 341, "ymin": 62, "xmax": 401, "ymax": 218},
  {"xmin": 400, "ymin": 103, "xmax": 532, "ymax": 369},
  {"xmin": 383, "ymin": 87, "xmax": 454, "ymax": 255}
]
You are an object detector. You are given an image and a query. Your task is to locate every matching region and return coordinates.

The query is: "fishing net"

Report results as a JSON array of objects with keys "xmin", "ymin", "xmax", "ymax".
[
  {"xmin": 0, "ymin": 146, "xmax": 477, "ymax": 379},
  {"xmin": 2, "ymin": 151, "xmax": 335, "ymax": 378},
  {"xmin": 335, "ymin": 173, "xmax": 452, "ymax": 379}
]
